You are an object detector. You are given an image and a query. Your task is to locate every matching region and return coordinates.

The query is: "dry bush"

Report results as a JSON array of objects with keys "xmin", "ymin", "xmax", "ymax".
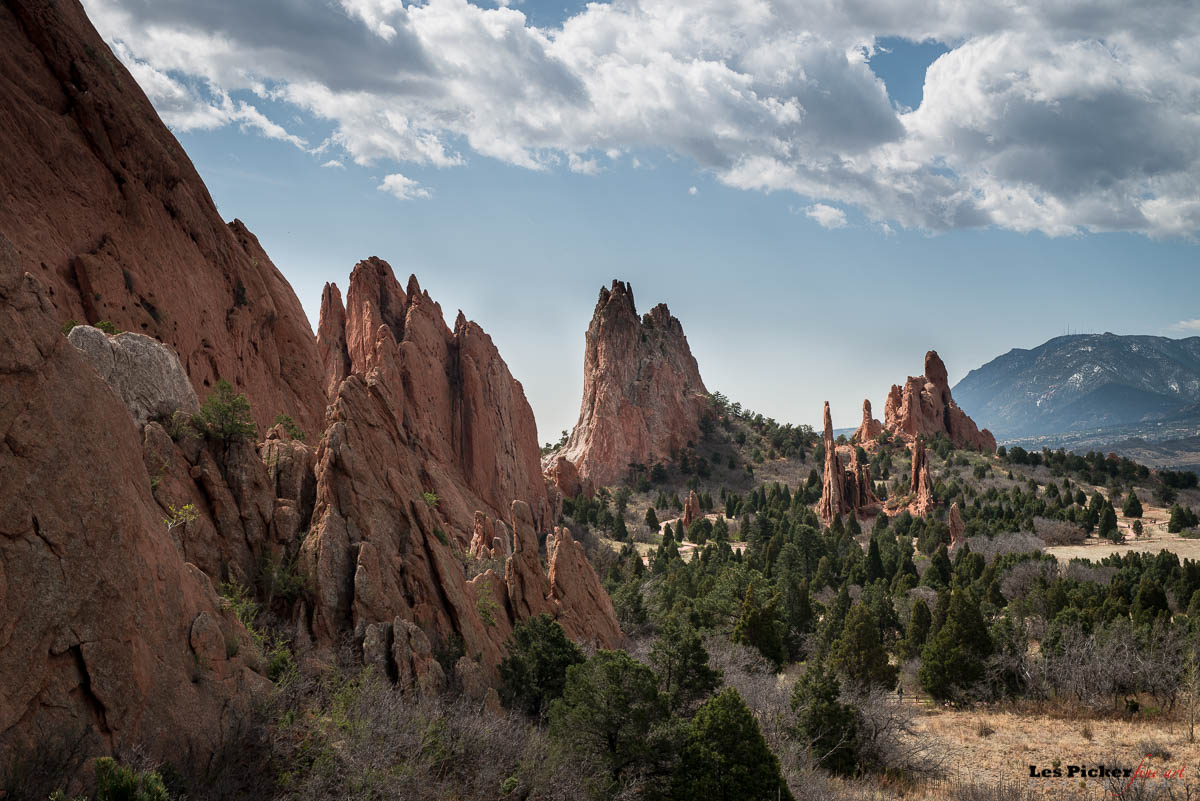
[
  {"xmin": 965, "ymin": 532, "xmax": 1045, "ymax": 562},
  {"xmin": 1063, "ymin": 561, "xmax": 1118, "ymax": 585},
  {"xmin": 269, "ymin": 667, "xmax": 587, "ymax": 801},
  {"xmin": 999, "ymin": 559, "xmax": 1059, "ymax": 603},
  {"xmin": 845, "ymin": 687, "xmax": 946, "ymax": 777},
  {"xmin": 1033, "ymin": 516, "xmax": 1087, "ymax": 546}
]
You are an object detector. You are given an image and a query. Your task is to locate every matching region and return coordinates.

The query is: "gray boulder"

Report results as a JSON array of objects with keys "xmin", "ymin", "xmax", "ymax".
[{"xmin": 68, "ymin": 325, "xmax": 199, "ymax": 429}]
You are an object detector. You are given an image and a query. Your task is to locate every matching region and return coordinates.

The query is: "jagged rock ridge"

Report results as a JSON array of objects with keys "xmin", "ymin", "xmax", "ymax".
[
  {"xmin": 556, "ymin": 280, "xmax": 709, "ymax": 488},
  {"xmin": 884, "ymin": 351, "xmax": 997, "ymax": 453}
]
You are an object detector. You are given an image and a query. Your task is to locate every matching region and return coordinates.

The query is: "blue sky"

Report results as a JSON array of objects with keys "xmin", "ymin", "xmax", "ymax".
[{"xmin": 85, "ymin": 0, "xmax": 1200, "ymax": 440}]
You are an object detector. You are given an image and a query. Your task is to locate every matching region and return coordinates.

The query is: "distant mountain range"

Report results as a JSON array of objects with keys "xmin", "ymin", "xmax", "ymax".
[{"xmin": 952, "ymin": 333, "xmax": 1200, "ymax": 442}]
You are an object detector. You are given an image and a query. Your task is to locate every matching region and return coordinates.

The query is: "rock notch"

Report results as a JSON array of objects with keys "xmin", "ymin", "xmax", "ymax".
[
  {"xmin": 884, "ymin": 351, "xmax": 996, "ymax": 453},
  {"xmin": 556, "ymin": 280, "xmax": 708, "ymax": 487}
]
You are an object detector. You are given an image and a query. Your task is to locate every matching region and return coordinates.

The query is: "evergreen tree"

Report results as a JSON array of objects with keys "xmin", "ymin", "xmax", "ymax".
[
  {"xmin": 1123, "ymin": 490, "xmax": 1143, "ymax": 519},
  {"xmin": 500, "ymin": 614, "xmax": 586, "ymax": 718},
  {"xmin": 1099, "ymin": 504, "xmax": 1119, "ymax": 543},
  {"xmin": 549, "ymin": 650, "xmax": 669, "ymax": 794},
  {"xmin": 650, "ymin": 620, "xmax": 723, "ymax": 713},
  {"xmin": 829, "ymin": 602, "xmax": 898, "ymax": 689},
  {"xmin": 790, "ymin": 661, "xmax": 858, "ymax": 776},
  {"xmin": 732, "ymin": 583, "xmax": 787, "ymax": 667},
  {"xmin": 645, "ymin": 506, "xmax": 660, "ymax": 531},
  {"xmin": 866, "ymin": 537, "xmax": 885, "ymax": 584},
  {"xmin": 899, "ymin": 598, "xmax": 932, "ymax": 660},
  {"xmin": 922, "ymin": 544, "xmax": 952, "ymax": 589},
  {"xmin": 673, "ymin": 688, "xmax": 793, "ymax": 801},
  {"xmin": 1132, "ymin": 575, "xmax": 1170, "ymax": 626},
  {"xmin": 919, "ymin": 588, "xmax": 992, "ymax": 702}
]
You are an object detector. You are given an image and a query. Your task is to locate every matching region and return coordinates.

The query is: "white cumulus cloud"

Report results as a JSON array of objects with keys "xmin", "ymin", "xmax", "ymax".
[
  {"xmin": 377, "ymin": 172, "xmax": 431, "ymax": 200},
  {"xmin": 82, "ymin": 0, "xmax": 1200, "ymax": 237},
  {"xmin": 805, "ymin": 203, "xmax": 847, "ymax": 229}
]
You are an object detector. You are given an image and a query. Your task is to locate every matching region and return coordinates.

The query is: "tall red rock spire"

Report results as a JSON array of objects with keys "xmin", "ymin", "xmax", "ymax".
[
  {"xmin": 557, "ymin": 280, "xmax": 709, "ymax": 487},
  {"xmin": 817, "ymin": 402, "xmax": 847, "ymax": 524},
  {"xmin": 852, "ymin": 398, "xmax": 883, "ymax": 444}
]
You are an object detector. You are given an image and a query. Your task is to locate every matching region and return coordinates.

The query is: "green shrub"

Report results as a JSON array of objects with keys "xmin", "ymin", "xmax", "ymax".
[
  {"xmin": 273, "ymin": 413, "xmax": 305, "ymax": 441},
  {"xmin": 93, "ymin": 757, "xmax": 169, "ymax": 801},
  {"xmin": 61, "ymin": 319, "xmax": 78, "ymax": 335},
  {"xmin": 94, "ymin": 320, "xmax": 120, "ymax": 335},
  {"xmin": 194, "ymin": 380, "xmax": 257, "ymax": 444}
]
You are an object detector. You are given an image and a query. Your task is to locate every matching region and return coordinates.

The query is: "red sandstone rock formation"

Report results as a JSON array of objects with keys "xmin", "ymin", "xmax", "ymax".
[
  {"xmin": 949, "ymin": 501, "xmax": 966, "ymax": 550},
  {"xmin": 558, "ymin": 281, "xmax": 708, "ymax": 487},
  {"xmin": 302, "ymin": 265, "xmax": 621, "ymax": 675},
  {"xmin": 847, "ymin": 447, "xmax": 879, "ymax": 510},
  {"xmin": 909, "ymin": 439, "xmax": 935, "ymax": 516},
  {"xmin": 317, "ymin": 258, "xmax": 552, "ymax": 532},
  {"xmin": 545, "ymin": 454, "xmax": 593, "ymax": 500},
  {"xmin": 0, "ymin": 0, "xmax": 326, "ymax": 435},
  {"xmin": 819, "ymin": 403, "xmax": 879, "ymax": 524},
  {"xmin": 548, "ymin": 527, "xmax": 622, "ymax": 648},
  {"xmin": 852, "ymin": 399, "xmax": 883, "ymax": 444},
  {"xmin": 0, "ymin": 235, "xmax": 268, "ymax": 768},
  {"xmin": 681, "ymin": 490, "xmax": 703, "ymax": 529},
  {"xmin": 817, "ymin": 402, "xmax": 848, "ymax": 524},
  {"xmin": 0, "ymin": 0, "xmax": 625, "ymax": 769},
  {"xmin": 884, "ymin": 351, "xmax": 996, "ymax": 453}
]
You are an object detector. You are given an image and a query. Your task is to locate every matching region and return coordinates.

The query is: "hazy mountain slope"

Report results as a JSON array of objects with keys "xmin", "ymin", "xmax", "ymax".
[{"xmin": 952, "ymin": 333, "xmax": 1200, "ymax": 438}]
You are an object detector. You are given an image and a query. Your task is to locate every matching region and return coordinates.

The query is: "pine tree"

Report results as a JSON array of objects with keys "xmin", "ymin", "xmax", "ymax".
[
  {"xmin": 922, "ymin": 544, "xmax": 952, "ymax": 589},
  {"xmin": 919, "ymin": 588, "xmax": 992, "ymax": 702},
  {"xmin": 644, "ymin": 506, "xmax": 660, "ymax": 531},
  {"xmin": 829, "ymin": 602, "xmax": 897, "ymax": 689},
  {"xmin": 866, "ymin": 537, "xmax": 885, "ymax": 584},
  {"xmin": 549, "ymin": 651, "xmax": 668, "ymax": 793},
  {"xmin": 672, "ymin": 688, "xmax": 793, "ymax": 801},
  {"xmin": 650, "ymin": 619, "xmax": 723, "ymax": 713},
  {"xmin": 499, "ymin": 614, "xmax": 586, "ymax": 718},
  {"xmin": 790, "ymin": 661, "xmax": 858, "ymax": 776},
  {"xmin": 899, "ymin": 598, "xmax": 932, "ymax": 660},
  {"xmin": 732, "ymin": 583, "xmax": 787, "ymax": 667},
  {"xmin": 1099, "ymin": 504, "xmax": 1119, "ymax": 543}
]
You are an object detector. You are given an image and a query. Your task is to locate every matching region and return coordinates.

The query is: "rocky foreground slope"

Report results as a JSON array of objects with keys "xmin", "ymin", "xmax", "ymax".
[
  {"xmin": 0, "ymin": 0, "xmax": 619, "ymax": 774},
  {"xmin": 554, "ymin": 280, "xmax": 709, "ymax": 488}
]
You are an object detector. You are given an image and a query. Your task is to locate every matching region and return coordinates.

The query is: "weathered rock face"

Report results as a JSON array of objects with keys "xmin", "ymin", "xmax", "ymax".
[
  {"xmin": 0, "ymin": 236, "xmax": 268, "ymax": 770},
  {"xmin": 0, "ymin": 0, "xmax": 326, "ymax": 436},
  {"xmin": 681, "ymin": 490, "xmax": 703, "ymax": 529},
  {"xmin": 317, "ymin": 259, "xmax": 552, "ymax": 531},
  {"xmin": 68, "ymin": 325, "xmax": 199, "ymax": 429},
  {"xmin": 301, "ymin": 273, "xmax": 621, "ymax": 678},
  {"xmin": 548, "ymin": 527, "xmax": 621, "ymax": 649},
  {"xmin": 949, "ymin": 502, "xmax": 966, "ymax": 549},
  {"xmin": 817, "ymin": 403, "xmax": 848, "ymax": 524},
  {"xmin": 884, "ymin": 351, "xmax": 996, "ymax": 453},
  {"xmin": 852, "ymin": 399, "xmax": 883, "ymax": 445},
  {"xmin": 819, "ymin": 403, "xmax": 878, "ymax": 524},
  {"xmin": 558, "ymin": 281, "xmax": 708, "ymax": 487},
  {"xmin": 544, "ymin": 454, "xmax": 593, "ymax": 500},
  {"xmin": 909, "ymin": 439, "xmax": 935, "ymax": 516},
  {"xmin": 846, "ymin": 447, "xmax": 878, "ymax": 510}
]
